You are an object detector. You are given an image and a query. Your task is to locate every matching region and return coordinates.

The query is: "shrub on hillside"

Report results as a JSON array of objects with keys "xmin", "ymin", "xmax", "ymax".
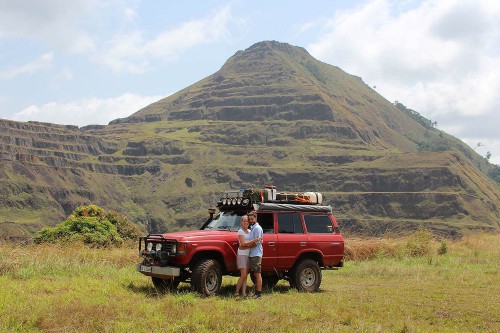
[{"xmin": 34, "ymin": 205, "xmax": 141, "ymax": 246}]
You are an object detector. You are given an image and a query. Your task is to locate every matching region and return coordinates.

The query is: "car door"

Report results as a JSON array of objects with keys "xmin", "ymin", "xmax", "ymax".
[
  {"xmin": 303, "ymin": 213, "xmax": 344, "ymax": 266},
  {"xmin": 257, "ymin": 212, "xmax": 277, "ymax": 270},
  {"xmin": 276, "ymin": 212, "xmax": 306, "ymax": 269}
]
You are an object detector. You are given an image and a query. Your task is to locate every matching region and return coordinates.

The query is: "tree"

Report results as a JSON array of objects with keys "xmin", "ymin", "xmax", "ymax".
[
  {"xmin": 486, "ymin": 151, "xmax": 492, "ymax": 160},
  {"xmin": 393, "ymin": 101, "xmax": 436, "ymax": 129}
]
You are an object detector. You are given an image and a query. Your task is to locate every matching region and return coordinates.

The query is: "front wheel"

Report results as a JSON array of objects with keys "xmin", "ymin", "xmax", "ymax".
[
  {"xmin": 191, "ymin": 259, "xmax": 222, "ymax": 296},
  {"xmin": 152, "ymin": 277, "xmax": 180, "ymax": 293},
  {"xmin": 290, "ymin": 259, "xmax": 322, "ymax": 292}
]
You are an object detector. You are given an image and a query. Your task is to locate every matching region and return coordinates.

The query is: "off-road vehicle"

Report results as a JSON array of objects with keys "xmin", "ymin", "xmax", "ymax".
[{"xmin": 137, "ymin": 186, "xmax": 344, "ymax": 296}]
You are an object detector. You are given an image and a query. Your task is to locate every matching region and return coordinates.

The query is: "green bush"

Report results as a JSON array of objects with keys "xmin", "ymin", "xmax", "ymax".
[
  {"xmin": 438, "ymin": 240, "xmax": 448, "ymax": 255},
  {"xmin": 404, "ymin": 229, "xmax": 434, "ymax": 257},
  {"xmin": 33, "ymin": 205, "xmax": 140, "ymax": 246},
  {"xmin": 105, "ymin": 212, "xmax": 141, "ymax": 240}
]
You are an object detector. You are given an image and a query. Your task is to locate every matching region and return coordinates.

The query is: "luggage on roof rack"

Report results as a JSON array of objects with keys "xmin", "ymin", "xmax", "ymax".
[{"xmin": 217, "ymin": 185, "xmax": 324, "ymax": 208}]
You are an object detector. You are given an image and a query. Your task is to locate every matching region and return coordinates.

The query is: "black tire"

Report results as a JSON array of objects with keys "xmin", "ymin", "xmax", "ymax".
[
  {"xmin": 152, "ymin": 277, "xmax": 180, "ymax": 293},
  {"xmin": 290, "ymin": 259, "xmax": 322, "ymax": 292},
  {"xmin": 191, "ymin": 259, "xmax": 222, "ymax": 296}
]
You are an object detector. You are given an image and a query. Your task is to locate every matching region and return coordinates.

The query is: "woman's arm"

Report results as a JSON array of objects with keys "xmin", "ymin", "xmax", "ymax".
[{"xmin": 238, "ymin": 235, "xmax": 260, "ymax": 249}]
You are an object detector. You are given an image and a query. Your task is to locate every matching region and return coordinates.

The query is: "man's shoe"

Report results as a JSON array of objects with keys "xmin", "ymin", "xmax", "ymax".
[{"xmin": 254, "ymin": 294, "xmax": 262, "ymax": 299}]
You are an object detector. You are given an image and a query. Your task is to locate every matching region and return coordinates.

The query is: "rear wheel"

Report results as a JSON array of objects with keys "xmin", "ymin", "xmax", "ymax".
[
  {"xmin": 290, "ymin": 259, "xmax": 322, "ymax": 292},
  {"xmin": 191, "ymin": 259, "xmax": 222, "ymax": 296},
  {"xmin": 152, "ymin": 277, "xmax": 180, "ymax": 293}
]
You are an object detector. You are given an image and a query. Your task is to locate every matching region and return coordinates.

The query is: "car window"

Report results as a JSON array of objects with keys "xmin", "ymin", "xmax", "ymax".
[
  {"xmin": 204, "ymin": 211, "xmax": 244, "ymax": 231},
  {"xmin": 277, "ymin": 213, "xmax": 304, "ymax": 234},
  {"xmin": 257, "ymin": 213, "xmax": 274, "ymax": 233},
  {"xmin": 303, "ymin": 214, "xmax": 334, "ymax": 233}
]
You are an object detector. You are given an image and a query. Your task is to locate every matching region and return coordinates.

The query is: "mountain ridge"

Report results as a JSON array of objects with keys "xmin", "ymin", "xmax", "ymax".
[{"xmin": 113, "ymin": 41, "xmax": 428, "ymax": 153}]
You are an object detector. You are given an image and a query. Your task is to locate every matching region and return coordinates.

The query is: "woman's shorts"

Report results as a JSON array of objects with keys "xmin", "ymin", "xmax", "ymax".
[{"xmin": 237, "ymin": 255, "xmax": 249, "ymax": 269}]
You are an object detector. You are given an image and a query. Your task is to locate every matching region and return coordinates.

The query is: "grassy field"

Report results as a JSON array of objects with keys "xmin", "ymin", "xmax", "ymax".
[{"xmin": 0, "ymin": 233, "xmax": 498, "ymax": 332}]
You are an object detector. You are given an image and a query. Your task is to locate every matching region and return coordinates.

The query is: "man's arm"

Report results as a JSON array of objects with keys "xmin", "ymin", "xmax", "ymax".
[
  {"xmin": 238, "ymin": 233, "xmax": 260, "ymax": 249},
  {"xmin": 239, "ymin": 243, "xmax": 257, "ymax": 250}
]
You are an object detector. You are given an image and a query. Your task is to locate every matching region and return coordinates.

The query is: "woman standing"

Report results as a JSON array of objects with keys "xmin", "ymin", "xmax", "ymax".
[{"xmin": 235, "ymin": 215, "xmax": 259, "ymax": 297}]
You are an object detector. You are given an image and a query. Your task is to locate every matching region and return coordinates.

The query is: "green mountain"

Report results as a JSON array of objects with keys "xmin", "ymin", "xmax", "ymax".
[{"xmin": 1, "ymin": 41, "xmax": 499, "ymax": 240}]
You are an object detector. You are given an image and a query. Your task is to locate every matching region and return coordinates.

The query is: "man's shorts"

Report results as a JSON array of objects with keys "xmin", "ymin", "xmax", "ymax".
[{"xmin": 249, "ymin": 256, "xmax": 262, "ymax": 273}]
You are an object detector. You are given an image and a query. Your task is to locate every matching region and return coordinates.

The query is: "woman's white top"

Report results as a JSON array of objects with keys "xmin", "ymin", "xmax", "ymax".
[{"xmin": 237, "ymin": 229, "xmax": 251, "ymax": 255}]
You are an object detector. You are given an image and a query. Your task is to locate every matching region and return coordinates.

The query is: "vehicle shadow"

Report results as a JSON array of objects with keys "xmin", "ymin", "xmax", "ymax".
[
  {"xmin": 126, "ymin": 282, "xmax": 164, "ymax": 298},
  {"xmin": 126, "ymin": 281, "xmax": 298, "ymax": 298}
]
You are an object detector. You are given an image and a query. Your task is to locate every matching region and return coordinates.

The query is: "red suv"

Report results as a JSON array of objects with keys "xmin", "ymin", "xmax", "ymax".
[{"xmin": 137, "ymin": 187, "xmax": 344, "ymax": 296}]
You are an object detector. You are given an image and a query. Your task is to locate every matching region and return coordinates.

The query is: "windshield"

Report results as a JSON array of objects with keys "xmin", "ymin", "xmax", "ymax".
[{"xmin": 204, "ymin": 211, "xmax": 245, "ymax": 231}]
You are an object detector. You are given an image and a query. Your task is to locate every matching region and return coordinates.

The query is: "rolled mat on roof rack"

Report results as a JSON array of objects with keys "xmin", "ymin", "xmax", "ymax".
[{"xmin": 255, "ymin": 203, "xmax": 332, "ymax": 213}]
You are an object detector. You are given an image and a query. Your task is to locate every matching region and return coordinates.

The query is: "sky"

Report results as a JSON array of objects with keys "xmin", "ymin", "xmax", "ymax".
[{"xmin": 0, "ymin": 0, "xmax": 499, "ymax": 165}]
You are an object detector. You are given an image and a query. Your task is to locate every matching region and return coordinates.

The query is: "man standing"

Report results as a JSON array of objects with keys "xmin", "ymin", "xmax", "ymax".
[{"xmin": 248, "ymin": 212, "xmax": 263, "ymax": 299}]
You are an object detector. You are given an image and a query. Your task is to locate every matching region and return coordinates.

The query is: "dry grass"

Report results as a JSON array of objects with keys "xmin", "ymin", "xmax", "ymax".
[
  {"xmin": 344, "ymin": 229, "xmax": 437, "ymax": 260},
  {"xmin": 1, "ymin": 233, "xmax": 499, "ymax": 332}
]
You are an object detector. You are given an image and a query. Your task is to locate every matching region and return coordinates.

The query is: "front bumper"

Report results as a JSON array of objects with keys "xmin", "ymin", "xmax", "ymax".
[{"xmin": 137, "ymin": 264, "xmax": 180, "ymax": 277}]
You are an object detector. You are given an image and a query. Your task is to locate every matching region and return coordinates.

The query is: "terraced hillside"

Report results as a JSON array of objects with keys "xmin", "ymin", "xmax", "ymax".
[{"xmin": 1, "ymin": 41, "xmax": 499, "ymax": 239}]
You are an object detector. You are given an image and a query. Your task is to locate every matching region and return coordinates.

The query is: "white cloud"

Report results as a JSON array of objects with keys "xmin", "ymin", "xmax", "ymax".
[
  {"xmin": 308, "ymin": 0, "xmax": 500, "ymax": 165},
  {"xmin": 95, "ymin": 5, "xmax": 233, "ymax": 73},
  {"xmin": 56, "ymin": 67, "xmax": 74, "ymax": 81},
  {"xmin": 123, "ymin": 7, "xmax": 137, "ymax": 22},
  {"xmin": 12, "ymin": 93, "xmax": 164, "ymax": 126},
  {"xmin": 0, "ymin": 0, "xmax": 96, "ymax": 53},
  {"xmin": 1, "ymin": 52, "xmax": 54, "ymax": 79}
]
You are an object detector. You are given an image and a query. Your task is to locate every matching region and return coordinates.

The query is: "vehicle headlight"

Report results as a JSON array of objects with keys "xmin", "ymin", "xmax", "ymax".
[
  {"xmin": 171, "ymin": 244, "xmax": 177, "ymax": 254},
  {"xmin": 147, "ymin": 242, "xmax": 153, "ymax": 252},
  {"xmin": 237, "ymin": 197, "xmax": 242, "ymax": 205},
  {"xmin": 155, "ymin": 243, "xmax": 162, "ymax": 252}
]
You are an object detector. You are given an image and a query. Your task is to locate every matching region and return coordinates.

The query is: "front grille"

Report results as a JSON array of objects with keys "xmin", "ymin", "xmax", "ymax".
[
  {"xmin": 159, "ymin": 242, "xmax": 175, "ymax": 253},
  {"xmin": 141, "ymin": 240, "xmax": 177, "ymax": 266},
  {"xmin": 139, "ymin": 236, "xmax": 179, "ymax": 267}
]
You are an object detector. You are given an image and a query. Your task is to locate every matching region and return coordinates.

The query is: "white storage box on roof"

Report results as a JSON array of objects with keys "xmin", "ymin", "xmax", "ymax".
[{"xmin": 303, "ymin": 192, "xmax": 323, "ymax": 204}]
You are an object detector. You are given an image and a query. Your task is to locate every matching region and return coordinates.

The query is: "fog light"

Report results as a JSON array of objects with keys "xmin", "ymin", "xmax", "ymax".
[{"xmin": 237, "ymin": 198, "xmax": 242, "ymax": 205}]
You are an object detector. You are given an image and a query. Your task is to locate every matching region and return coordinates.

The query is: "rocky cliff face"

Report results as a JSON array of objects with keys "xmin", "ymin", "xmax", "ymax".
[{"xmin": 1, "ymin": 41, "xmax": 499, "ymax": 240}]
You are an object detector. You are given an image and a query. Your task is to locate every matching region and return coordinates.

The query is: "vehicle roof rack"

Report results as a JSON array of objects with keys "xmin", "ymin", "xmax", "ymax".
[{"xmin": 256, "ymin": 203, "xmax": 332, "ymax": 213}]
